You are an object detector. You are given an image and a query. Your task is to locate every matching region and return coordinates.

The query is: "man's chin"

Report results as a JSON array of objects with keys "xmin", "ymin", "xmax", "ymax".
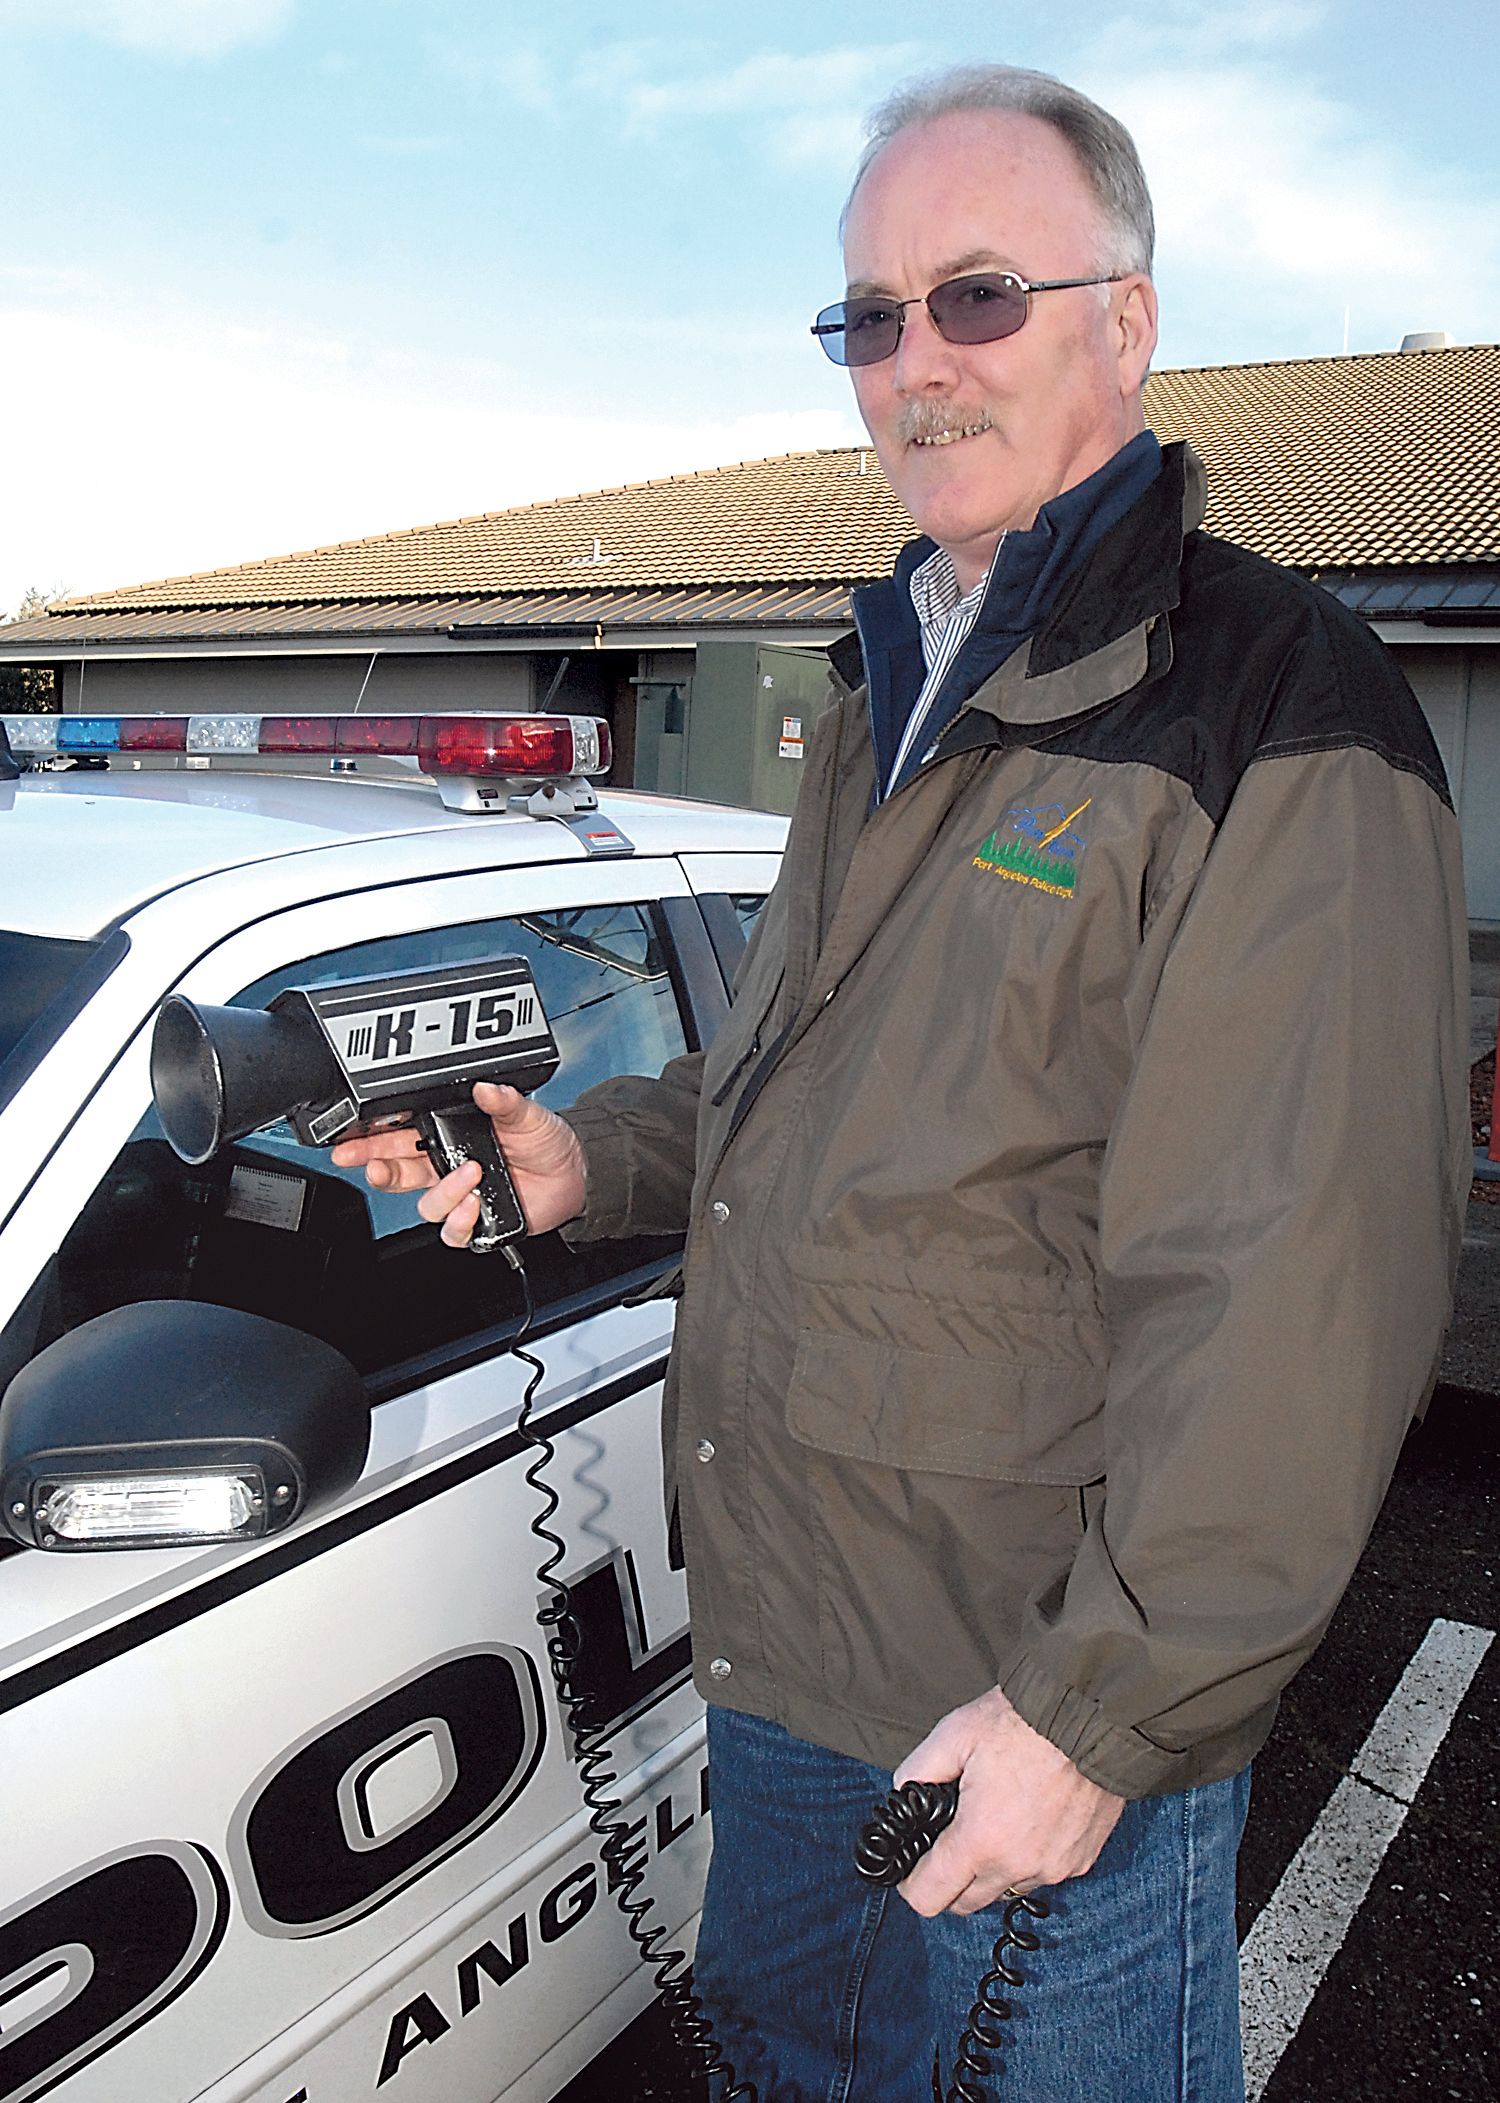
[{"xmin": 900, "ymin": 478, "xmax": 1020, "ymax": 562}]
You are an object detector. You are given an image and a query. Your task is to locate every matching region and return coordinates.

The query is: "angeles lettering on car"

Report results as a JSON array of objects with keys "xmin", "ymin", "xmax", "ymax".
[{"xmin": 373, "ymin": 1761, "xmax": 711, "ymax": 2088}]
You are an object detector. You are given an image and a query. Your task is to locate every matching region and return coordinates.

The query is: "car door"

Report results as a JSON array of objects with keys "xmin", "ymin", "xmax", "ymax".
[{"xmin": 0, "ymin": 854, "xmax": 717, "ymax": 2103}]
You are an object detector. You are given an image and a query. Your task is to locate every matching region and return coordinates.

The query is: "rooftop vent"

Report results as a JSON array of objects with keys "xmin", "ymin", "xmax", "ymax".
[{"xmin": 1400, "ymin": 331, "xmax": 1456, "ymax": 352}]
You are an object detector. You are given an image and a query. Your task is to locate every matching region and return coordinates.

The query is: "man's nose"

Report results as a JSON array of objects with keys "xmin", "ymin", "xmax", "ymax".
[{"xmin": 891, "ymin": 298, "xmax": 961, "ymax": 392}]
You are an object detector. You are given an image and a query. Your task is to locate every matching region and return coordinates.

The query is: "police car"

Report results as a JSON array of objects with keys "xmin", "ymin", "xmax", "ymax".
[{"xmin": 0, "ymin": 709, "xmax": 785, "ymax": 2103}]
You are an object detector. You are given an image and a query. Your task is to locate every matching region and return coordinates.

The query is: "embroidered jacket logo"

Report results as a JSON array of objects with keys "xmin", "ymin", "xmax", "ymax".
[{"xmin": 974, "ymin": 799, "xmax": 1091, "ymax": 897}]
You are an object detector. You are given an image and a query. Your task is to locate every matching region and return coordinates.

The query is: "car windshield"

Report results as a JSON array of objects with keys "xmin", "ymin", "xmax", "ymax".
[{"xmin": 0, "ymin": 930, "xmax": 104, "ymax": 1068}]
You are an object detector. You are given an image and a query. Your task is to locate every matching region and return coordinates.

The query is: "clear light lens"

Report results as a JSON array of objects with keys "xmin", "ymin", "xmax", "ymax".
[
  {"xmin": 567, "ymin": 716, "xmax": 604, "ymax": 775},
  {"xmin": 40, "ymin": 1474, "xmax": 259, "ymax": 1542},
  {"xmin": 2, "ymin": 714, "xmax": 59, "ymax": 753},
  {"xmin": 187, "ymin": 714, "xmax": 262, "ymax": 754}
]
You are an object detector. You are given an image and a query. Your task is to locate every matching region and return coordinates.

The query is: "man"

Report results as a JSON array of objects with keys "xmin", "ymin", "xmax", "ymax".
[{"xmin": 336, "ymin": 65, "xmax": 1469, "ymax": 2101}]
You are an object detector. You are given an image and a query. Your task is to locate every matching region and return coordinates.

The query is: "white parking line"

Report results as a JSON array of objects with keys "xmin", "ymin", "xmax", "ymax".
[{"xmin": 1239, "ymin": 1616, "xmax": 1494, "ymax": 2100}]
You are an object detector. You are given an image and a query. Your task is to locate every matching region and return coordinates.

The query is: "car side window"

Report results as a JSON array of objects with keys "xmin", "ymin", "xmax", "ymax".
[
  {"xmin": 52, "ymin": 904, "xmax": 690, "ymax": 1384},
  {"xmin": 730, "ymin": 894, "xmax": 767, "ymax": 945},
  {"xmin": 696, "ymin": 892, "xmax": 769, "ymax": 989}
]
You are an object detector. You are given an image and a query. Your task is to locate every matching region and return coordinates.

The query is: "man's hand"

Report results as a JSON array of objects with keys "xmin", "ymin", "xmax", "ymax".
[
  {"xmin": 892, "ymin": 1685, "xmax": 1125, "ymax": 1916},
  {"xmin": 330, "ymin": 1082, "xmax": 587, "ymax": 1248}
]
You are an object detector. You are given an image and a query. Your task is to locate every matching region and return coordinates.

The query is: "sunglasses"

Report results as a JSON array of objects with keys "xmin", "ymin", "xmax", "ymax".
[{"xmin": 811, "ymin": 270, "xmax": 1124, "ymax": 368}]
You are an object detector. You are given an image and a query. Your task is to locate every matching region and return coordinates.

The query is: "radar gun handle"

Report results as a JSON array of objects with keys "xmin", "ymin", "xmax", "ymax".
[{"xmin": 415, "ymin": 1107, "xmax": 527, "ymax": 1255}]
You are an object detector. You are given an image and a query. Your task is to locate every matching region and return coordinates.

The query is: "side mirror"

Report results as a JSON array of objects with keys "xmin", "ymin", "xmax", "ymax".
[{"xmin": 0, "ymin": 1301, "xmax": 370, "ymax": 1552}]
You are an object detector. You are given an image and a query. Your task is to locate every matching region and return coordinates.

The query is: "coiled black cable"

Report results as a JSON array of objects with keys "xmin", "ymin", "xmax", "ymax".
[
  {"xmin": 854, "ymin": 1779, "xmax": 960, "ymax": 1884},
  {"xmin": 944, "ymin": 1890, "xmax": 1050, "ymax": 2103},
  {"xmin": 507, "ymin": 1254, "xmax": 755, "ymax": 2102},
  {"xmin": 855, "ymin": 1777, "xmax": 1050, "ymax": 2101}
]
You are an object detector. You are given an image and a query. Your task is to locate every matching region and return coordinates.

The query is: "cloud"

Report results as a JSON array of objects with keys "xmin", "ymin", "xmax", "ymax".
[
  {"xmin": 427, "ymin": 35, "xmax": 926, "ymax": 174},
  {"xmin": 1081, "ymin": 10, "xmax": 1500, "ymax": 358},
  {"xmin": 427, "ymin": 36, "xmax": 554, "ymax": 112},
  {"xmin": 595, "ymin": 44, "xmax": 927, "ymax": 171},
  {"xmin": 1090, "ymin": 0, "xmax": 1326, "ymax": 66},
  {"xmin": 0, "ymin": 296, "xmax": 862, "ymax": 610},
  {"xmin": 0, "ymin": 0, "xmax": 294, "ymax": 59}
]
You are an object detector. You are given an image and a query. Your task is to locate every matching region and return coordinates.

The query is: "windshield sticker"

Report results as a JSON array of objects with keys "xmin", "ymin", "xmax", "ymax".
[{"xmin": 974, "ymin": 799, "xmax": 1091, "ymax": 898}]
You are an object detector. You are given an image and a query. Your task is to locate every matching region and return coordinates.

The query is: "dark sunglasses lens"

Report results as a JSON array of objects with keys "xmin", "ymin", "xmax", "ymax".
[
  {"xmin": 814, "ymin": 298, "xmax": 903, "ymax": 368},
  {"xmin": 927, "ymin": 274, "xmax": 1028, "ymax": 345}
]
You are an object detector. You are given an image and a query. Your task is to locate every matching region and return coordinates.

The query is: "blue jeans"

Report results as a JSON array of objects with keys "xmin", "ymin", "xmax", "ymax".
[{"xmin": 692, "ymin": 1707, "xmax": 1250, "ymax": 2103}]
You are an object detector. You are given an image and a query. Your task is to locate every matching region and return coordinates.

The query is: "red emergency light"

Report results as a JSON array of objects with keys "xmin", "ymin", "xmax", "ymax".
[
  {"xmin": 117, "ymin": 717, "xmax": 190, "ymax": 751},
  {"xmin": 418, "ymin": 715, "xmax": 596, "ymax": 779}
]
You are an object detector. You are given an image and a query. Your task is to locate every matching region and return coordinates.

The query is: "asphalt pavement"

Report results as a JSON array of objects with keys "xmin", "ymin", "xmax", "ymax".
[{"xmin": 561, "ymin": 1200, "xmax": 1500, "ymax": 2103}]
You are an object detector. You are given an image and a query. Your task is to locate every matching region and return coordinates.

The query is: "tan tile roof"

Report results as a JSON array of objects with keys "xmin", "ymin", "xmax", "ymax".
[
  {"xmin": 1145, "ymin": 343, "xmax": 1500, "ymax": 568},
  {"xmin": 37, "ymin": 342, "xmax": 1500, "ymax": 623},
  {"xmin": 55, "ymin": 450, "xmax": 915, "ymax": 614}
]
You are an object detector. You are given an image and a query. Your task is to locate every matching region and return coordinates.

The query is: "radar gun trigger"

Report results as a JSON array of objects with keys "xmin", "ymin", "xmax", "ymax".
[{"xmin": 150, "ymin": 956, "xmax": 561, "ymax": 1257}]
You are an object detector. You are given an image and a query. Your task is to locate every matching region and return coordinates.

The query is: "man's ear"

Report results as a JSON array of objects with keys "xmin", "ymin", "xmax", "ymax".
[{"xmin": 1113, "ymin": 276, "xmax": 1158, "ymax": 400}]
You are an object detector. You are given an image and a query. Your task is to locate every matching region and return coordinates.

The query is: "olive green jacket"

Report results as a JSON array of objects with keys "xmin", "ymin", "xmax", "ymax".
[{"xmin": 563, "ymin": 447, "xmax": 1469, "ymax": 1794}]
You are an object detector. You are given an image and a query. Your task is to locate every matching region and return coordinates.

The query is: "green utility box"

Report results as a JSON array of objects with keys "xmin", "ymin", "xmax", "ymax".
[
  {"xmin": 633, "ymin": 642, "xmax": 833, "ymax": 814},
  {"xmin": 746, "ymin": 646, "xmax": 836, "ymax": 815}
]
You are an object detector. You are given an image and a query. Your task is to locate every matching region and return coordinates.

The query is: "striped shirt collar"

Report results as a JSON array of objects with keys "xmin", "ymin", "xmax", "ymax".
[
  {"xmin": 908, "ymin": 542, "xmax": 996, "ymax": 668},
  {"xmin": 883, "ymin": 540, "xmax": 1001, "ymax": 791}
]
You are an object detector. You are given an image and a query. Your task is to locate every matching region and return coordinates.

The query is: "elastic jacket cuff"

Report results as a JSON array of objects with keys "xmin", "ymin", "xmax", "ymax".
[
  {"xmin": 555, "ymin": 1106, "xmax": 630, "ymax": 1242},
  {"xmin": 1001, "ymin": 1651, "xmax": 1192, "ymax": 1800}
]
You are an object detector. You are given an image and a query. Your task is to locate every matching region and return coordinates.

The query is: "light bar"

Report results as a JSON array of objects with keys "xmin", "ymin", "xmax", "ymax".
[
  {"xmin": 37, "ymin": 1472, "xmax": 260, "ymax": 1544},
  {"xmin": 0, "ymin": 712, "xmax": 610, "ymax": 778}
]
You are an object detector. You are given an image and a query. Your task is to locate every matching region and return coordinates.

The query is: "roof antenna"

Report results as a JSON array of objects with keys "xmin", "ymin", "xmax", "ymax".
[
  {"xmin": 541, "ymin": 656, "xmax": 571, "ymax": 709},
  {"xmin": 352, "ymin": 649, "xmax": 379, "ymax": 712}
]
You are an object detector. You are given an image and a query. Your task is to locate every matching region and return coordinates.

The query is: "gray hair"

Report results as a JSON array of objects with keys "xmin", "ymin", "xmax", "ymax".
[{"xmin": 844, "ymin": 64, "xmax": 1154, "ymax": 277}]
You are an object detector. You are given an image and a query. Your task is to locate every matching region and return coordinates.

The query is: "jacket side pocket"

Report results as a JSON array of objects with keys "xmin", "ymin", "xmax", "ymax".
[{"xmin": 786, "ymin": 1330, "xmax": 1106, "ymax": 1486}]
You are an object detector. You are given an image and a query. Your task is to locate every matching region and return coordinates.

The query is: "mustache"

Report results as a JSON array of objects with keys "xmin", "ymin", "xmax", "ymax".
[{"xmin": 895, "ymin": 400, "xmax": 994, "ymax": 445}]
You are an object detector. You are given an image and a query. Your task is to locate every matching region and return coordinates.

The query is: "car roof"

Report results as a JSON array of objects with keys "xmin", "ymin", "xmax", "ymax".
[{"xmin": 0, "ymin": 767, "xmax": 786, "ymax": 941}]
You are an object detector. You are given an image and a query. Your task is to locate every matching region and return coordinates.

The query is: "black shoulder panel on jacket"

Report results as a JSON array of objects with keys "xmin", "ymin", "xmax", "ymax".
[
  {"xmin": 827, "ymin": 628, "xmax": 866, "ymax": 692},
  {"xmin": 1031, "ymin": 534, "xmax": 1453, "ymax": 825},
  {"xmin": 1029, "ymin": 442, "xmax": 1188, "ymax": 674}
]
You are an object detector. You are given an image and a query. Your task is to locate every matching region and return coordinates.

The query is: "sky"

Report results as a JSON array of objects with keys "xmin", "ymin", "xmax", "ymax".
[{"xmin": 2, "ymin": 0, "xmax": 1497, "ymax": 614}]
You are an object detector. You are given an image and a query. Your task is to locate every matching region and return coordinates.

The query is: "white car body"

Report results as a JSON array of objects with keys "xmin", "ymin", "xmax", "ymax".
[{"xmin": 0, "ymin": 750, "xmax": 784, "ymax": 2103}]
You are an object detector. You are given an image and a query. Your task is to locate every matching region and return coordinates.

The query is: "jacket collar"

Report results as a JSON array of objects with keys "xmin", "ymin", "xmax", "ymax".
[{"xmin": 828, "ymin": 441, "xmax": 1208, "ymax": 732}]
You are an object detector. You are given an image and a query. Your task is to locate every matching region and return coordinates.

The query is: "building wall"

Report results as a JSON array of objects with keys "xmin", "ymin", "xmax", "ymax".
[
  {"xmin": 1393, "ymin": 642, "xmax": 1500, "ymax": 922},
  {"xmin": 59, "ymin": 650, "xmax": 533, "ymax": 716}
]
